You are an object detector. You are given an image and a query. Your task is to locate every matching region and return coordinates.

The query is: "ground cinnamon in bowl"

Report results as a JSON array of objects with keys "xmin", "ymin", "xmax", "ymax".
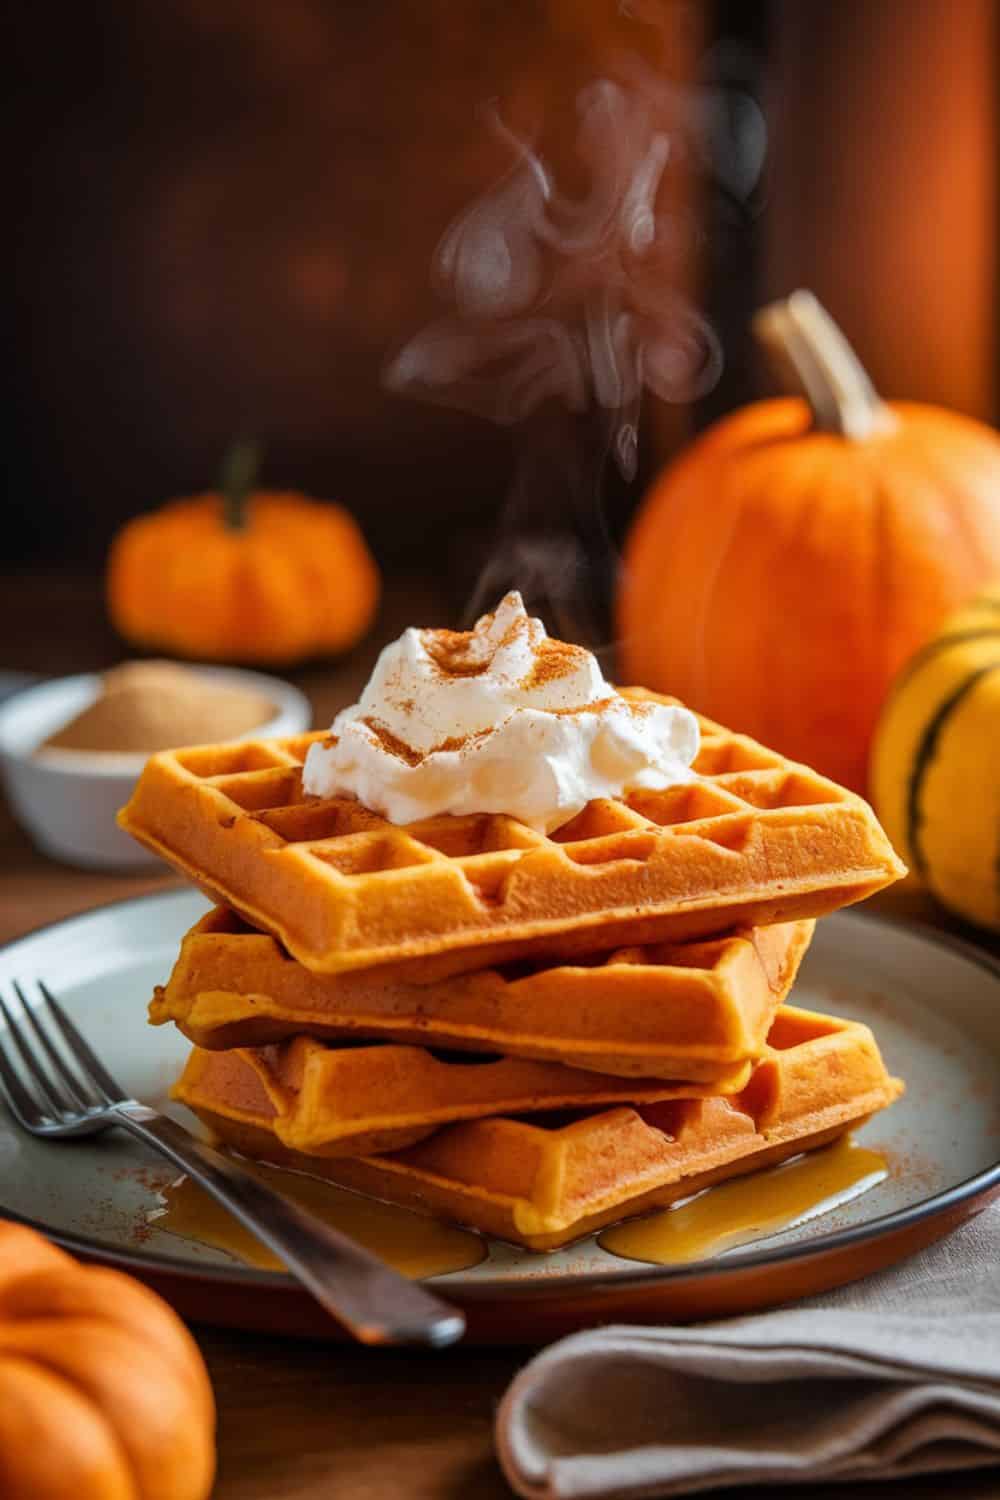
[{"xmin": 40, "ymin": 661, "xmax": 274, "ymax": 755}]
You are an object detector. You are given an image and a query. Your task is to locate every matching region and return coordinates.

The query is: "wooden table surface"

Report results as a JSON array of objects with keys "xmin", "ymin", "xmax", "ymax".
[{"xmin": 1, "ymin": 569, "xmax": 996, "ymax": 1500}]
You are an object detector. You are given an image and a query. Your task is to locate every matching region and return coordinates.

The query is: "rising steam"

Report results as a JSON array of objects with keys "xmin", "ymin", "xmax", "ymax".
[{"xmin": 385, "ymin": 8, "xmax": 765, "ymax": 636}]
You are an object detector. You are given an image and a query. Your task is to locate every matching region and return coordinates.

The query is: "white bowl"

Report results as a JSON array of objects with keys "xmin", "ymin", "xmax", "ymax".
[{"xmin": 0, "ymin": 667, "xmax": 312, "ymax": 870}]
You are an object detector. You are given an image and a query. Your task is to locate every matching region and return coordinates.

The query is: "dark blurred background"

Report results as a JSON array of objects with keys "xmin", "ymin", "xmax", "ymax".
[{"xmin": 5, "ymin": 0, "xmax": 997, "ymax": 606}]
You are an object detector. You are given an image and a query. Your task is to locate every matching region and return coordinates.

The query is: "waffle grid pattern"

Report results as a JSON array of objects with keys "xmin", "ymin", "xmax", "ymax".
[
  {"xmin": 119, "ymin": 695, "xmax": 904, "ymax": 977},
  {"xmin": 153, "ymin": 908, "xmax": 813, "ymax": 1079},
  {"xmin": 173, "ymin": 1034, "xmax": 752, "ymax": 1160},
  {"xmin": 182, "ymin": 1006, "xmax": 903, "ymax": 1250}
]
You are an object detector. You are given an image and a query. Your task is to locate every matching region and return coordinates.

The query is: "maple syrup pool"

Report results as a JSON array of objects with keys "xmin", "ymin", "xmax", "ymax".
[{"xmin": 147, "ymin": 1137, "xmax": 887, "ymax": 1274}]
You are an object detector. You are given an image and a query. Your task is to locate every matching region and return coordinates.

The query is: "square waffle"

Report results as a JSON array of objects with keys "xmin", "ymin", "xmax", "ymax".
[
  {"xmin": 177, "ymin": 1006, "xmax": 902, "ymax": 1250},
  {"xmin": 153, "ymin": 908, "xmax": 814, "ymax": 1082},
  {"xmin": 118, "ymin": 694, "xmax": 905, "ymax": 978},
  {"xmin": 172, "ymin": 1036, "xmax": 752, "ymax": 1159}
]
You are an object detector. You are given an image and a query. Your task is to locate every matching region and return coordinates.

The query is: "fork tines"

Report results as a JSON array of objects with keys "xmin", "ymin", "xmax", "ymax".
[{"xmin": 0, "ymin": 980, "xmax": 123, "ymax": 1130}]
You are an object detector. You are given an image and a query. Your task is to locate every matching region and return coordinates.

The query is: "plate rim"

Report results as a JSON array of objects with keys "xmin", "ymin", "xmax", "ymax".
[{"xmin": 1, "ymin": 888, "xmax": 998, "ymax": 1297}]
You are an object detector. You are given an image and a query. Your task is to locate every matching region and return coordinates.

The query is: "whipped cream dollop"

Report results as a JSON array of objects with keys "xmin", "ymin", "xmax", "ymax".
[{"xmin": 302, "ymin": 593, "xmax": 699, "ymax": 832}]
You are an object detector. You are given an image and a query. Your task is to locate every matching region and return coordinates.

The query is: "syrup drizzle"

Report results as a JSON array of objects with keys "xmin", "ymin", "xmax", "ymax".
[
  {"xmin": 598, "ymin": 1138, "xmax": 888, "ymax": 1266},
  {"xmin": 147, "ymin": 1163, "xmax": 487, "ymax": 1279},
  {"xmin": 146, "ymin": 1139, "xmax": 887, "ymax": 1277}
]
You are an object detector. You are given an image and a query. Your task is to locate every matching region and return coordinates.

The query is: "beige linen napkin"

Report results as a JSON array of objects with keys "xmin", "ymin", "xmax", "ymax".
[{"xmin": 496, "ymin": 1202, "xmax": 1000, "ymax": 1498}]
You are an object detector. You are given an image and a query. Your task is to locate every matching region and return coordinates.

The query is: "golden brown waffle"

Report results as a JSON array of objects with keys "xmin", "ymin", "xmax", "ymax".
[
  {"xmin": 153, "ymin": 908, "xmax": 813, "ymax": 1081},
  {"xmin": 178, "ymin": 1006, "xmax": 902, "ymax": 1250},
  {"xmin": 118, "ymin": 696, "xmax": 904, "ymax": 978},
  {"xmin": 173, "ymin": 1036, "xmax": 752, "ymax": 1159}
]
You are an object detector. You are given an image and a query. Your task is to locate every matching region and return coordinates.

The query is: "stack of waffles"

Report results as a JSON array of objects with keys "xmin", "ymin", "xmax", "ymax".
[{"xmin": 120, "ymin": 694, "xmax": 905, "ymax": 1252}]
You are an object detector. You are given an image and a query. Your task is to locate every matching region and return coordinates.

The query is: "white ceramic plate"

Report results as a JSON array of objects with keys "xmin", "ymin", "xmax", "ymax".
[{"xmin": 1, "ymin": 891, "xmax": 998, "ymax": 1340}]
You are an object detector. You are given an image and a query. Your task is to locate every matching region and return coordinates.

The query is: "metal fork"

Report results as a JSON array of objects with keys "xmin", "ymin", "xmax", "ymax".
[{"xmin": 0, "ymin": 979, "xmax": 465, "ymax": 1348}]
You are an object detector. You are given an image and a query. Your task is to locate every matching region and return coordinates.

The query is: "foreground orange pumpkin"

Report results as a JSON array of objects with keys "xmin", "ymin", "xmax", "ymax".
[
  {"xmin": 619, "ymin": 292, "xmax": 1000, "ymax": 792},
  {"xmin": 0, "ymin": 1220, "xmax": 215, "ymax": 1500},
  {"xmin": 108, "ymin": 441, "xmax": 380, "ymax": 665}
]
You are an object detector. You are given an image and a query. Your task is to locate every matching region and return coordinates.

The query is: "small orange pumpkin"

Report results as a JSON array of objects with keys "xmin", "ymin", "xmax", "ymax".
[
  {"xmin": 108, "ymin": 441, "xmax": 380, "ymax": 665},
  {"xmin": 618, "ymin": 292, "xmax": 1000, "ymax": 792},
  {"xmin": 0, "ymin": 1219, "xmax": 215, "ymax": 1500}
]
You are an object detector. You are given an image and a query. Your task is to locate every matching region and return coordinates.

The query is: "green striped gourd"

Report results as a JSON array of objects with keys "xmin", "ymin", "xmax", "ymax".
[{"xmin": 871, "ymin": 583, "xmax": 1000, "ymax": 930}]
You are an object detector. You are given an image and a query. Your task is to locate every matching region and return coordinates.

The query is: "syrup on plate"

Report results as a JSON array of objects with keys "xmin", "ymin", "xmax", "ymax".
[
  {"xmin": 598, "ymin": 1138, "xmax": 888, "ymax": 1266},
  {"xmin": 148, "ymin": 1162, "xmax": 487, "ymax": 1279},
  {"xmin": 147, "ymin": 1139, "xmax": 886, "ymax": 1275}
]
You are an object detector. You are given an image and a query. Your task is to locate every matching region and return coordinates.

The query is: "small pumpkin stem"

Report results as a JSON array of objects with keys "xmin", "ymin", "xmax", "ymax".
[
  {"xmin": 219, "ymin": 438, "xmax": 262, "ymax": 531},
  {"xmin": 753, "ymin": 290, "xmax": 896, "ymax": 440}
]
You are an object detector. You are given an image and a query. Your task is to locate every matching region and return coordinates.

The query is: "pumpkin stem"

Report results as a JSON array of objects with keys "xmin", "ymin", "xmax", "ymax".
[
  {"xmin": 752, "ymin": 291, "xmax": 896, "ymax": 440},
  {"xmin": 219, "ymin": 438, "xmax": 262, "ymax": 531}
]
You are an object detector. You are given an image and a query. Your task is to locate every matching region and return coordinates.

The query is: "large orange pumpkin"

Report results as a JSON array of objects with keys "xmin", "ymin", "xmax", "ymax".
[
  {"xmin": 0, "ymin": 1220, "xmax": 215, "ymax": 1500},
  {"xmin": 618, "ymin": 292, "xmax": 1000, "ymax": 791},
  {"xmin": 108, "ymin": 441, "xmax": 380, "ymax": 666}
]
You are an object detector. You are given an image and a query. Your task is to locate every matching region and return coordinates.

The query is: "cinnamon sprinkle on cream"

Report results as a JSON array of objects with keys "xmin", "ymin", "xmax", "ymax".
[
  {"xmin": 362, "ymin": 718, "xmax": 493, "ymax": 765},
  {"xmin": 549, "ymin": 697, "xmax": 616, "ymax": 717},
  {"xmin": 301, "ymin": 592, "xmax": 700, "ymax": 830},
  {"xmin": 361, "ymin": 718, "xmax": 425, "ymax": 767},
  {"xmin": 520, "ymin": 638, "xmax": 589, "ymax": 692},
  {"xmin": 420, "ymin": 594, "xmax": 543, "ymax": 682},
  {"xmin": 422, "ymin": 626, "xmax": 492, "ymax": 679},
  {"xmin": 428, "ymin": 730, "xmax": 483, "ymax": 755}
]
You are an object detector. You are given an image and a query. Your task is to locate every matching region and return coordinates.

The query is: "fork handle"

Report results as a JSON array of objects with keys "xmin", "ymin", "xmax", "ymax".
[{"xmin": 114, "ymin": 1103, "xmax": 465, "ymax": 1348}]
